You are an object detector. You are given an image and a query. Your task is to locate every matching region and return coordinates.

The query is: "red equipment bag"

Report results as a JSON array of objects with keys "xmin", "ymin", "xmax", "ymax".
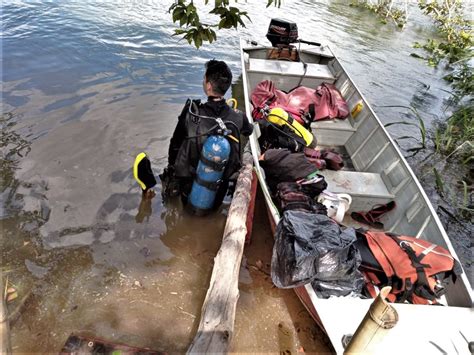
[
  {"xmin": 313, "ymin": 83, "xmax": 349, "ymax": 120},
  {"xmin": 356, "ymin": 230, "xmax": 462, "ymax": 304},
  {"xmin": 251, "ymin": 80, "xmax": 349, "ymax": 125}
]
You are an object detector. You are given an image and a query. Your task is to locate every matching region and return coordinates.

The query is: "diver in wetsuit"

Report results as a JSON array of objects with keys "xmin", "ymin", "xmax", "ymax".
[{"xmin": 163, "ymin": 59, "xmax": 253, "ymax": 209}]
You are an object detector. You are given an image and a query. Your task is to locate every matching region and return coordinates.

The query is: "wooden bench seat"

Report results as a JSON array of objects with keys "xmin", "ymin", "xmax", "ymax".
[{"xmin": 319, "ymin": 170, "xmax": 394, "ymax": 211}]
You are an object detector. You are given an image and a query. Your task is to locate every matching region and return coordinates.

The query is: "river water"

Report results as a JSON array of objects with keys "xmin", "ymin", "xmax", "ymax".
[{"xmin": 1, "ymin": 1, "xmax": 471, "ymax": 353}]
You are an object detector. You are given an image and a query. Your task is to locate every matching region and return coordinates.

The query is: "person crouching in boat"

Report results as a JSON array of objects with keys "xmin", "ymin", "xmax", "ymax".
[{"xmin": 162, "ymin": 60, "xmax": 253, "ymax": 214}]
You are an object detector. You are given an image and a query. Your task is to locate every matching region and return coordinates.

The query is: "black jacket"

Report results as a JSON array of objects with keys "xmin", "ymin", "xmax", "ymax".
[
  {"xmin": 168, "ymin": 98, "xmax": 253, "ymax": 180},
  {"xmin": 260, "ymin": 148, "xmax": 318, "ymax": 191}
]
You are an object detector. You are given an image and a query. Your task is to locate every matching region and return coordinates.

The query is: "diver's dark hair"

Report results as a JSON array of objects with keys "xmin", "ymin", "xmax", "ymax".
[{"xmin": 205, "ymin": 59, "xmax": 232, "ymax": 96}]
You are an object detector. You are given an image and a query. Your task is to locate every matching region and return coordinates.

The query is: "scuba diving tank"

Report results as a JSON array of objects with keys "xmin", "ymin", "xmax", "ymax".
[
  {"xmin": 188, "ymin": 135, "xmax": 231, "ymax": 215},
  {"xmin": 267, "ymin": 107, "xmax": 316, "ymax": 147}
]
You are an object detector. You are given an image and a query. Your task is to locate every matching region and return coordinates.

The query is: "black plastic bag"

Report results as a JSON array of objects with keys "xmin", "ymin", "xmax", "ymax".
[
  {"xmin": 271, "ymin": 211, "xmax": 362, "ymax": 289},
  {"xmin": 312, "ymin": 272, "xmax": 365, "ymax": 298}
]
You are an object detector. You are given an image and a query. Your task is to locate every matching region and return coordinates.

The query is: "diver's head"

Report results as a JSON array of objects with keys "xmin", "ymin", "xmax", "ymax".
[{"xmin": 203, "ymin": 59, "xmax": 232, "ymax": 98}]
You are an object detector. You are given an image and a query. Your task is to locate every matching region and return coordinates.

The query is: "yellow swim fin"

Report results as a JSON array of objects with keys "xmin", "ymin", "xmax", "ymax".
[{"xmin": 133, "ymin": 152, "xmax": 157, "ymax": 191}]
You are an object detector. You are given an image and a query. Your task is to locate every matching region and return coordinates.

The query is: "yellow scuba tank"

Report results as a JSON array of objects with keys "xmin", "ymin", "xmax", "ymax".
[{"xmin": 267, "ymin": 107, "xmax": 315, "ymax": 147}]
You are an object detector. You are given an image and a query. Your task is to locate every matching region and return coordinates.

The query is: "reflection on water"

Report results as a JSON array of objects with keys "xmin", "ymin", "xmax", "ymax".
[{"xmin": 1, "ymin": 0, "xmax": 469, "ymax": 352}]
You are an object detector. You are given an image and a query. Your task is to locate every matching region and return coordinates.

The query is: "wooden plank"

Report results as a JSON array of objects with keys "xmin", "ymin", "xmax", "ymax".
[
  {"xmin": 187, "ymin": 145, "xmax": 254, "ymax": 354},
  {"xmin": 245, "ymin": 169, "xmax": 258, "ymax": 244}
]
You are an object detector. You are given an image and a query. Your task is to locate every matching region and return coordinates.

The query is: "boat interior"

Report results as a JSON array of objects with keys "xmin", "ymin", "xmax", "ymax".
[{"xmin": 240, "ymin": 41, "xmax": 473, "ymax": 308}]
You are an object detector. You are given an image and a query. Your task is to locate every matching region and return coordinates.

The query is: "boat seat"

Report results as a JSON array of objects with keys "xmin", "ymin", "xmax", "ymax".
[
  {"xmin": 248, "ymin": 58, "xmax": 336, "ymax": 81},
  {"xmin": 320, "ymin": 170, "xmax": 395, "ymax": 212},
  {"xmin": 312, "ymin": 119, "xmax": 356, "ymax": 146}
]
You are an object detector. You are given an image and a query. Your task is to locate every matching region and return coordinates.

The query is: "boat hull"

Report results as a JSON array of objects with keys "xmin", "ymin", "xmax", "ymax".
[{"xmin": 239, "ymin": 37, "xmax": 474, "ymax": 354}]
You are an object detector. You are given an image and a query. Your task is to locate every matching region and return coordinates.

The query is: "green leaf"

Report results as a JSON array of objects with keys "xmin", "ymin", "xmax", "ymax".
[
  {"xmin": 210, "ymin": 29, "xmax": 217, "ymax": 41},
  {"xmin": 173, "ymin": 29, "xmax": 187, "ymax": 36},
  {"xmin": 463, "ymin": 155, "xmax": 473, "ymax": 164},
  {"xmin": 201, "ymin": 30, "xmax": 209, "ymax": 42},
  {"xmin": 210, "ymin": 7, "xmax": 227, "ymax": 15},
  {"xmin": 410, "ymin": 53, "xmax": 424, "ymax": 59},
  {"xmin": 172, "ymin": 7, "xmax": 184, "ymax": 23},
  {"xmin": 433, "ymin": 168, "xmax": 444, "ymax": 194},
  {"xmin": 237, "ymin": 16, "xmax": 246, "ymax": 27},
  {"xmin": 184, "ymin": 32, "xmax": 193, "ymax": 44},
  {"xmin": 186, "ymin": 2, "xmax": 195, "ymax": 16},
  {"xmin": 218, "ymin": 17, "xmax": 232, "ymax": 29},
  {"xmin": 179, "ymin": 14, "xmax": 188, "ymax": 26},
  {"xmin": 195, "ymin": 34, "xmax": 202, "ymax": 48}
]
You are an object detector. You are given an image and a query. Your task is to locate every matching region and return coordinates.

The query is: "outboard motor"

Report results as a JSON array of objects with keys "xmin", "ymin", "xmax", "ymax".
[
  {"xmin": 266, "ymin": 19, "xmax": 321, "ymax": 49},
  {"xmin": 266, "ymin": 18, "xmax": 298, "ymax": 47},
  {"xmin": 188, "ymin": 134, "xmax": 231, "ymax": 215}
]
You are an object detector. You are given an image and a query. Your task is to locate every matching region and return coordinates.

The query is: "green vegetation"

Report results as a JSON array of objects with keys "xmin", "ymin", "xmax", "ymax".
[
  {"xmin": 435, "ymin": 105, "xmax": 473, "ymax": 163},
  {"xmin": 415, "ymin": 0, "xmax": 472, "ymax": 66},
  {"xmin": 168, "ymin": 0, "xmax": 280, "ymax": 48},
  {"xmin": 369, "ymin": 1, "xmax": 473, "ymax": 215},
  {"xmin": 355, "ymin": 1, "xmax": 472, "ymax": 164},
  {"xmin": 433, "ymin": 167, "xmax": 444, "ymax": 194},
  {"xmin": 384, "ymin": 105, "xmax": 427, "ymax": 152},
  {"xmin": 349, "ymin": 0, "xmax": 408, "ymax": 27}
]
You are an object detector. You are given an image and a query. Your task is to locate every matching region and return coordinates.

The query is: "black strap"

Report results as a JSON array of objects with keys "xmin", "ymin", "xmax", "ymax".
[
  {"xmin": 194, "ymin": 175, "xmax": 222, "ymax": 191},
  {"xmin": 388, "ymin": 234, "xmax": 433, "ymax": 298},
  {"xmin": 200, "ymin": 155, "xmax": 227, "ymax": 171},
  {"xmin": 398, "ymin": 278, "xmax": 413, "ymax": 303},
  {"xmin": 282, "ymin": 201, "xmax": 313, "ymax": 212},
  {"xmin": 308, "ymin": 104, "xmax": 315, "ymax": 121}
]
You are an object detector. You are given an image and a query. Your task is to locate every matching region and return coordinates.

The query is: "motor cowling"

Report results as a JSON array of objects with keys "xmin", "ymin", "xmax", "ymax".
[
  {"xmin": 188, "ymin": 135, "xmax": 231, "ymax": 215},
  {"xmin": 266, "ymin": 18, "xmax": 298, "ymax": 47}
]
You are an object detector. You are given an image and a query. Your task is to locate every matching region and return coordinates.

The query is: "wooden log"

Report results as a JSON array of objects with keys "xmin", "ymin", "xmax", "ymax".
[
  {"xmin": 0, "ymin": 273, "xmax": 12, "ymax": 355},
  {"xmin": 245, "ymin": 169, "xmax": 258, "ymax": 244},
  {"xmin": 187, "ymin": 144, "xmax": 254, "ymax": 354},
  {"xmin": 344, "ymin": 287, "xmax": 398, "ymax": 354}
]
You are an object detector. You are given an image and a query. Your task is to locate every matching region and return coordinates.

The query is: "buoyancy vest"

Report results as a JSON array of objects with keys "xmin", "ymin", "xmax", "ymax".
[
  {"xmin": 267, "ymin": 107, "xmax": 316, "ymax": 147},
  {"xmin": 357, "ymin": 231, "xmax": 462, "ymax": 304},
  {"xmin": 174, "ymin": 99, "xmax": 246, "ymax": 181}
]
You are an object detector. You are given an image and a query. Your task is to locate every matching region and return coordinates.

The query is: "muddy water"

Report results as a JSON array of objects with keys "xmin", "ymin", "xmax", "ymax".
[{"xmin": 1, "ymin": 1, "xmax": 470, "ymax": 353}]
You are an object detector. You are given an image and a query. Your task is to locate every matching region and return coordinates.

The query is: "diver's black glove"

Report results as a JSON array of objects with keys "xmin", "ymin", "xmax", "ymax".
[{"xmin": 159, "ymin": 165, "xmax": 180, "ymax": 200}]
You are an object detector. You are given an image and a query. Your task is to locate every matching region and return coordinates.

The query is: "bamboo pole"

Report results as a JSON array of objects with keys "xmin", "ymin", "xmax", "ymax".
[
  {"xmin": 187, "ymin": 144, "xmax": 254, "ymax": 354},
  {"xmin": 0, "ymin": 273, "xmax": 12, "ymax": 355},
  {"xmin": 344, "ymin": 287, "xmax": 398, "ymax": 354}
]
